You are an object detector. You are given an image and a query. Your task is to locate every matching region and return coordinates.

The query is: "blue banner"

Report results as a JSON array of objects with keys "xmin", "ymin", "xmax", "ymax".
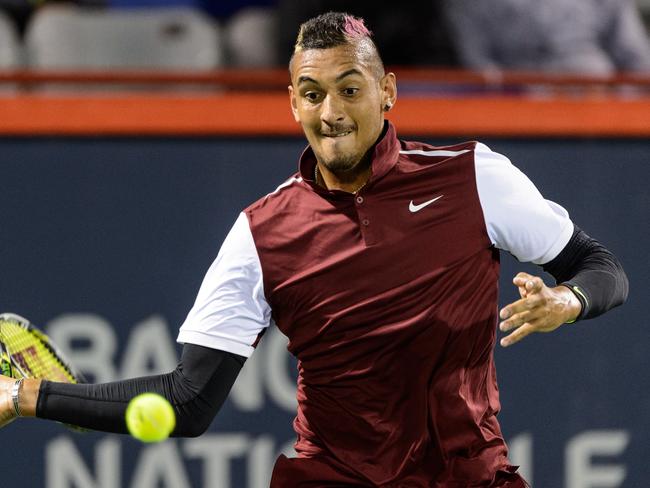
[{"xmin": 1, "ymin": 136, "xmax": 647, "ymax": 488}]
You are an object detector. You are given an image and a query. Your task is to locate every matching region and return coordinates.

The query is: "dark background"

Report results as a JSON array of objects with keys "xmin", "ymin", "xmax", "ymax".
[{"xmin": 1, "ymin": 136, "xmax": 647, "ymax": 487}]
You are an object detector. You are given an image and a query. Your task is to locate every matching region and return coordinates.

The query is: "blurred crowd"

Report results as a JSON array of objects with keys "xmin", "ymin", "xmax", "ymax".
[{"xmin": 1, "ymin": 0, "xmax": 650, "ymax": 74}]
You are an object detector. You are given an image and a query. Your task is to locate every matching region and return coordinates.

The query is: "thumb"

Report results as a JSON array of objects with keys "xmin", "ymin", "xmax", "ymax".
[
  {"xmin": 513, "ymin": 272, "xmax": 533, "ymax": 287},
  {"xmin": 524, "ymin": 276, "xmax": 543, "ymax": 294},
  {"xmin": 513, "ymin": 272, "xmax": 533, "ymax": 298}
]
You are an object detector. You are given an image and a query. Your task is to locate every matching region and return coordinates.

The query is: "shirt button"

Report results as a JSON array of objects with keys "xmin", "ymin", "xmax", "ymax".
[
  {"xmin": 362, "ymin": 219, "xmax": 370, "ymax": 226},
  {"xmin": 356, "ymin": 196, "xmax": 364, "ymax": 204}
]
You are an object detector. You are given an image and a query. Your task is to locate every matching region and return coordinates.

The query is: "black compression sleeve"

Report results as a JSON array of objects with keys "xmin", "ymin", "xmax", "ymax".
[
  {"xmin": 542, "ymin": 225, "xmax": 629, "ymax": 321},
  {"xmin": 36, "ymin": 343, "xmax": 245, "ymax": 437}
]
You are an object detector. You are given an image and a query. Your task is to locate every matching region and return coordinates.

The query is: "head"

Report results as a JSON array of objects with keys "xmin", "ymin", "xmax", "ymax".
[{"xmin": 288, "ymin": 12, "xmax": 397, "ymax": 175}]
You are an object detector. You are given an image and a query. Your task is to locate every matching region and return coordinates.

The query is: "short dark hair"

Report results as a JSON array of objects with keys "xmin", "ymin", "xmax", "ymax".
[
  {"xmin": 291, "ymin": 12, "xmax": 384, "ymax": 77},
  {"xmin": 295, "ymin": 11, "xmax": 373, "ymax": 51}
]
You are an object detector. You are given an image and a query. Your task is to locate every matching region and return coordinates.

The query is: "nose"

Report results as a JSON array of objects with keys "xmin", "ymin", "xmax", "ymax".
[{"xmin": 320, "ymin": 94, "xmax": 345, "ymax": 126}]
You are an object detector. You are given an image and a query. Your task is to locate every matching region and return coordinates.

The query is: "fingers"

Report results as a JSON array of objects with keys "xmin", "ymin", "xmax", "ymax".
[
  {"xmin": 0, "ymin": 376, "xmax": 17, "ymax": 428},
  {"xmin": 0, "ymin": 410, "xmax": 16, "ymax": 428},
  {"xmin": 517, "ymin": 286, "xmax": 527, "ymax": 299},
  {"xmin": 499, "ymin": 273, "xmax": 550, "ymax": 347},
  {"xmin": 499, "ymin": 293, "xmax": 543, "ymax": 322},
  {"xmin": 513, "ymin": 273, "xmax": 543, "ymax": 294},
  {"xmin": 500, "ymin": 309, "xmax": 535, "ymax": 332},
  {"xmin": 512, "ymin": 272, "xmax": 533, "ymax": 288},
  {"xmin": 500, "ymin": 320, "xmax": 537, "ymax": 347}
]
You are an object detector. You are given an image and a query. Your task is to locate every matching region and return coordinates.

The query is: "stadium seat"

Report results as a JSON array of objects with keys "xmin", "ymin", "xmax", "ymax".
[
  {"xmin": 0, "ymin": 10, "xmax": 22, "ymax": 93},
  {"xmin": 224, "ymin": 7, "xmax": 278, "ymax": 67},
  {"xmin": 24, "ymin": 5, "xmax": 224, "ymax": 70},
  {"xmin": 0, "ymin": 10, "xmax": 21, "ymax": 68}
]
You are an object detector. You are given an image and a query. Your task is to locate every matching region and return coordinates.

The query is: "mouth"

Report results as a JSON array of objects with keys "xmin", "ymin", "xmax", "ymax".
[{"xmin": 321, "ymin": 130, "xmax": 353, "ymax": 138}]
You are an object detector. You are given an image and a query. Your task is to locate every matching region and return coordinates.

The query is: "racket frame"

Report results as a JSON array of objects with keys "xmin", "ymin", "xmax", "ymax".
[{"xmin": 0, "ymin": 313, "xmax": 85, "ymax": 383}]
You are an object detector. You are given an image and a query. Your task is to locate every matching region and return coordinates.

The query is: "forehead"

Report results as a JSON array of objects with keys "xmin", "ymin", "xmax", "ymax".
[{"xmin": 290, "ymin": 43, "xmax": 376, "ymax": 85}]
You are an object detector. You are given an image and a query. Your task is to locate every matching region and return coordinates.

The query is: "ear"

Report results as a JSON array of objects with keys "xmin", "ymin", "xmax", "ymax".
[
  {"xmin": 288, "ymin": 85, "xmax": 300, "ymax": 123},
  {"xmin": 380, "ymin": 72, "xmax": 397, "ymax": 112}
]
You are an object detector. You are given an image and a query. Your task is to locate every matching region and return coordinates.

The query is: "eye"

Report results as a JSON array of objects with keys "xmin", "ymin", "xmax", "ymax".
[
  {"xmin": 304, "ymin": 91, "xmax": 322, "ymax": 103},
  {"xmin": 342, "ymin": 87, "xmax": 359, "ymax": 97}
]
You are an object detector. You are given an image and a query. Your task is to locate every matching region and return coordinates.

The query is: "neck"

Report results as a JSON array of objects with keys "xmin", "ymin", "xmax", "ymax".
[{"xmin": 315, "ymin": 160, "xmax": 372, "ymax": 193}]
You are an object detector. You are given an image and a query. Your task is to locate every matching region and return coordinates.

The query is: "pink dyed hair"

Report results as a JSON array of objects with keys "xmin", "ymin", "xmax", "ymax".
[
  {"xmin": 343, "ymin": 15, "xmax": 372, "ymax": 39},
  {"xmin": 292, "ymin": 12, "xmax": 380, "ymax": 61}
]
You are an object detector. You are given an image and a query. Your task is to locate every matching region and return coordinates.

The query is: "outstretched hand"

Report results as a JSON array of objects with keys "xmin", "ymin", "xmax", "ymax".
[
  {"xmin": 0, "ymin": 374, "xmax": 17, "ymax": 428},
  {"xmin": 499, "ymin": 272, "xmax": 582, "ymax": 347}
]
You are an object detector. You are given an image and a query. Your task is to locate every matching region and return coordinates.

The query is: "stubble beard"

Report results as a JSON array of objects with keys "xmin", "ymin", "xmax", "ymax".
[
  {"xmin": 317, "ymin": 139, "xmax": 369, "ymax": 175},
  {"xmin": 320, "ymin": 152, "xmax": 362, "ymax": 174}
]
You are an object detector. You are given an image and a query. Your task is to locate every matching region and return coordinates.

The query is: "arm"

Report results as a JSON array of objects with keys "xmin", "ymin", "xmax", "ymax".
[
  {"xmin": 499, "ymin": 225, "xmax": 629, "ymax": 346},
  {"xmin": 2, "ymin": 211, "xmax": 271, "ymax": 431},
  {"xmin": 542, "ymin": 225, "xmax": 629, "ymax": 320},
  {"xmin": 1, "ymin": 343, "xmax": 245, "ymax": 436},
  {"xmin": 473, "ymin": 143, "xmax": 628, "ymax": 347}
]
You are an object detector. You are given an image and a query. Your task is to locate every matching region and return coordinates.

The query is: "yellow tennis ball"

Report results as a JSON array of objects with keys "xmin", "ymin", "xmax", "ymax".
[{"xmin": 125, "ymin": 393, "xmax": 176, "ymax": 443}]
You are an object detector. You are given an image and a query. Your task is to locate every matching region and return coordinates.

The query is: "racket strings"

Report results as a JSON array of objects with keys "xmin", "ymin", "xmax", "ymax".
[
  {"xmin": 1, "ymin": 348, "xmax": 13, "ymax": 377},
  {"xmin": 0, "ymin": 320, "xmax": 77, "ymax": 383}
]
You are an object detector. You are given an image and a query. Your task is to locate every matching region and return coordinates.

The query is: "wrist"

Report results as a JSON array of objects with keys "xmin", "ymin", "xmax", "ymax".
[
  {"xmin": 18, "ymin": 378, "xmax": 41, "ymax": 417},
  {"xmin": 559, "ymin": 284, "xmax": 584, "ymax": 323},
  {"xmin": 11, "ymin": 379, "xmax": 23, "ymax": 416}
]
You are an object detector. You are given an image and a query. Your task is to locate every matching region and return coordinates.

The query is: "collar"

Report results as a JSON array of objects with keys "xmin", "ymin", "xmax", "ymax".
[{"xmin": 298, "ymin": 121, "xmax": 401, "ymax": 195}]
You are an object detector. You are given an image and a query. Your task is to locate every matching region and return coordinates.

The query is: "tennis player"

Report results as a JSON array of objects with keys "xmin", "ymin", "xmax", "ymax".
[{"xmin": 0, "ymin": 12, "xmax": 628, "ymax": 487}]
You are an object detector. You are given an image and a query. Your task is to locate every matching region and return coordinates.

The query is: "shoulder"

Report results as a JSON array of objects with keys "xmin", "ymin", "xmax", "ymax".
[
  {"xmin": 244, "ymin": 173, "xmax": 305, "ymax": 214},
  {"xmin": 243, "ymin": 172, "xmax": 315, "ymax": 233},
  {"xmin": 399, "ymin": 139, "xmax": 479, "ymax": 160},
  {"xmin": 397, "ymin": 139, "xmax": 506, "ymax": 174}
]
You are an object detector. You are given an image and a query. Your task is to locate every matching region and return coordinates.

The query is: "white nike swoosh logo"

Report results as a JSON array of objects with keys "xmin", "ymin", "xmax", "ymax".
[{"xmin": 409, "ymin": 195, "xmax": 444, "ymax": 213}]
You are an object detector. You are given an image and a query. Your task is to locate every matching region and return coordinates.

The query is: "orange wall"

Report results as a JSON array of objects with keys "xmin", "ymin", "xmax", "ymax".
[
  {"xmin": 0, "ymin": 69, "xmax": 648, "ymax": 137},
  {"xmin": 1, "ymin": 93, "xmax": 649, "ymax": 137}
]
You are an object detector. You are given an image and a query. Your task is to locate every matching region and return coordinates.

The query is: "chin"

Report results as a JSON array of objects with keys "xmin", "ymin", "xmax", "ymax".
[{"xmin": 321, "ymin": 154, "xmax": 361, "ymax": 173}]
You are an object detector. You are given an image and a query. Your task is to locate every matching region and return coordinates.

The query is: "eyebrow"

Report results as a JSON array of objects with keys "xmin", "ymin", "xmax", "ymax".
[
  {"xmin": 335, "ymin": 68, "xmax": 363, "ymax": 82},
  {"xmin": 297, "ymin": 76, "xmax": 317, "ymax": 86},
  {"xmin": 297, "ymin": 68, "xmax": 363, "ymax": 86}
]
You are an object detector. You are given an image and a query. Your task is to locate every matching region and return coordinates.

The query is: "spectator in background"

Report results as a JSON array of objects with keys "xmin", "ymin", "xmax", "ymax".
[
  {"xmin": 277, "ymin": 1, "xmax": 457, "ymax": 67},
  {"xmin": 443, "ymin": 0, "xmax": 650, "ymax": 75},
  {"xmin": 0, "ymin": 0, "xmax": 103, "ymax": 34},
  {"xmin": 106, "ymin": 0, "xmax": 278, "ymax": 66},
  {"xmin": 107, "ymin": 0, "xmax": 275, "ymax": 21},
  {"xmin": 195, "ymin": 0, "xmax": 275, "ymax": 20}
]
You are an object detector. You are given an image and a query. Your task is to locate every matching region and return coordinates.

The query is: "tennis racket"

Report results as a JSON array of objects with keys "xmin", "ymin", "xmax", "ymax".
[{"xmin": 0, "ymin": 313, "xmax": 85, "ymax": 384}]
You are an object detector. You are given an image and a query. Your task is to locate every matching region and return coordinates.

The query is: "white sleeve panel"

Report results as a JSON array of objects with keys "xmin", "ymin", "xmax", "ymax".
[
  {"xmin": 474, "ymin": 143, "xmax": 574, "ymax": 264},
  {"xmin": 177, "ymin": 212, "xmax": 271, "ymax": 358}
]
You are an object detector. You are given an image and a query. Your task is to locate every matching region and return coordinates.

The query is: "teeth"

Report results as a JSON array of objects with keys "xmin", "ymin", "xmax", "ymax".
[{"xmin": 326, "ymin": 131, "xmax": 351, "ymax": 137}]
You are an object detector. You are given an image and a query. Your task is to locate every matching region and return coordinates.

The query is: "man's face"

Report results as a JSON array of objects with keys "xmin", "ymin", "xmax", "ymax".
[{"xmin": 289, "ymin": 43, "xmax": 396, "ymax": 174}]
